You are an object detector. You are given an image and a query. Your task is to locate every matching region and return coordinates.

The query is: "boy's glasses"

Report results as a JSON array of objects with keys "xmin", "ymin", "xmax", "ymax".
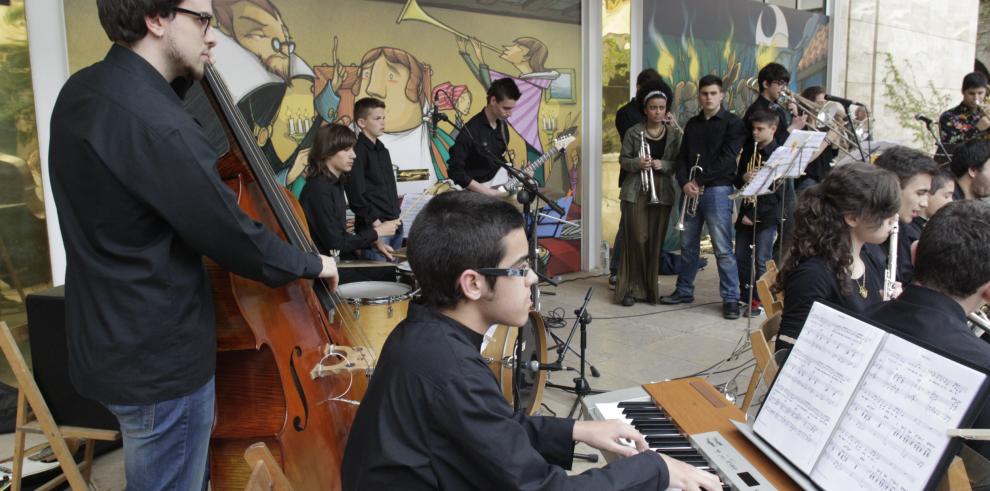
[
  {"xmin": 475, "ymin": 266, "xmax": 531, "ymax": 278},
  {"xmin": 173, "ymin": 7, "xmax": 212, "ymax": 35}
]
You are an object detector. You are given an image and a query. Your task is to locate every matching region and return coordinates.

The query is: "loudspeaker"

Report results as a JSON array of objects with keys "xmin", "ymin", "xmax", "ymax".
[{"xmin": 25, "ymin": 286, "xmax": 118, "ymax": 431}]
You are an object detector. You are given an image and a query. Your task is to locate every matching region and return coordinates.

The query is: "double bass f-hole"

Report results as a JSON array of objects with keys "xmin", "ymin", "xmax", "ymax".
[{"xmin": 289, "ymin": 346, "xmax": 310, "ymax": 431}]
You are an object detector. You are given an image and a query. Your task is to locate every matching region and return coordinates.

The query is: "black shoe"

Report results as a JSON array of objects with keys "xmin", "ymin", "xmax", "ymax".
[
  {"xmin": 659, "ymin": 291, "xmax": 694, "ymax": 304},
  {"xmin": 723, "ymin": 302, "xmax": 741, "ymax": 320},
  {"xmin": 608, "ymin": 274, "xmax": 617, "ymax": 290},
  {"xmin": 621, "ymin": 295, "xmax": 635, "ymax": 307}
]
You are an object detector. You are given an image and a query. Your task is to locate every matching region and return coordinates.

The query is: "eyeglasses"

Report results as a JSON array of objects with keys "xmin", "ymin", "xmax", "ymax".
[
  {"xmin": 173, "ymin": 7, "xmax": 213, "ymax": 35},
  {"xmin": 271, "ymin": 37, "xmax": 296, "ymax": 56},
  {"xmin": 475, "ymin": 266, "xmax": 531, "ymax": 278}
]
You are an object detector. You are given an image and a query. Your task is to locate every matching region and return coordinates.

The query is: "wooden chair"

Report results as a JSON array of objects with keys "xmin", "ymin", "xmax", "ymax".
[
  {"xmin": 755, "ymin": 260, "xmax": 784, "ymax": 318},
  {"xmin": 741, "ymin": 312, "xmax": 782, "ymax": 412},
  {"xmin": 243, "ymin": 442, "xmax": 293, "ymax": 491},
  {"xmin": 0, "ymin": 321, "xmax": 120, "ymax": 491}
]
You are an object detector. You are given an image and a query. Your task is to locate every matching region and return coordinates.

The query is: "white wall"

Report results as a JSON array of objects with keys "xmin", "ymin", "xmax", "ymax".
[
  {"xmin": 832, "ymin": 0, "xmax": 979, "ymax": 146},
  {"xmin": 24, "ymin": 0, "xmax": 69, "ymax": 286}
]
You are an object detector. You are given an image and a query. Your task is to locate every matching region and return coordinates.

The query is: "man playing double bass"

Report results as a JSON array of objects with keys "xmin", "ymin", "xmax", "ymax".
[{"xmin": 48, "ymin": 1, "xmax": 337, "ymax": 489}]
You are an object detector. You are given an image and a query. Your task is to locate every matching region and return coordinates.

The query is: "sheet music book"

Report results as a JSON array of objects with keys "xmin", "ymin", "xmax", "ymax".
[
  {"xmin": 753, "ymin": 302, "xmax": 989, "ymax": 491},
  {"xmin": 737, "ymin": 131, "xmax": 828, "ymax": 199},
  {"xmin": 764, "ymin": 130, "xmax": 827, "ymax": 179},
  {"xmin": 398, "ymin": 193, "xmax": 432, "ymax": 238}
]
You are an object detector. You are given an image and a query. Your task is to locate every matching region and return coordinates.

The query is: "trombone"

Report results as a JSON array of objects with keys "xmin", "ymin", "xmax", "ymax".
[
  {"xmin": 640, "ymin": 130, "xmax": 660, "ymax": 205},
  {"xmin": 744, "ymin": 78, "xmax": 865, "ymax": 161},
  {"xmin": 397, "ymin": 0, "xmax": 501, "ymax": 52},
  {"xmin": 676, "ymin": 155, "xmax": 703, "ymax": 231}
]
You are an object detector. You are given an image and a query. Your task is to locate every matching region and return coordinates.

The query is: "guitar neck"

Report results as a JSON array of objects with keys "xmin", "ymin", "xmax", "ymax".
[{"xmin": 523, "ymin": 147, "xmax": 561, "ymax": 174}]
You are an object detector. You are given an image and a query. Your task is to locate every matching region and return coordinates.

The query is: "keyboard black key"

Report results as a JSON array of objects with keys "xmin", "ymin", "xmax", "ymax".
[{"xmin": 617, "ymin": 401, "xmax": 656, "ymax": 408}]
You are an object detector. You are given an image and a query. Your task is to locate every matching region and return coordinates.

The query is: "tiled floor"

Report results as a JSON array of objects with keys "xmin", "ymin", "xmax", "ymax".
[{"xmin": 0, "ymin": 255, "xmax": 760, "ymax": 487}]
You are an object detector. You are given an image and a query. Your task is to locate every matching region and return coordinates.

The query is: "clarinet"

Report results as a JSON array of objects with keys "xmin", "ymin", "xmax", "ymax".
[{"xmin": 883, "ymin": 217, "xmax": 899, "ymax": 301}]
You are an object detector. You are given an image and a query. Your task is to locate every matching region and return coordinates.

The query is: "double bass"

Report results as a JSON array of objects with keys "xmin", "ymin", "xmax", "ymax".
[{"xmin": 197, "ymin": 64, "xmax": 373, "ymax": 489}]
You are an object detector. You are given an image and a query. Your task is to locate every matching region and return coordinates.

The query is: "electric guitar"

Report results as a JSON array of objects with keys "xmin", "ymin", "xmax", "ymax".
[{"xmin": 480, "ymin": 131, "xmax": 577, "ymax": 195}]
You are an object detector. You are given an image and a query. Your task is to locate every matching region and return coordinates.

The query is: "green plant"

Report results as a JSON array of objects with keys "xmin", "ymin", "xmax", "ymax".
[{"xmin": 880, "ymin": 52, "xmax": 953, "ymax": 154}]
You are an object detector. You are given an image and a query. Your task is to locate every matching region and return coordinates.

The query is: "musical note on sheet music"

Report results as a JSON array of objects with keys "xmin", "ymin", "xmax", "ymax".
[
  {"xmin": 752, "ymin": 303, "xmax": 885, "ymax": 473},
  {"xmin": 810, "ymin": 334, "xmax": 984, "ymax": 491}
]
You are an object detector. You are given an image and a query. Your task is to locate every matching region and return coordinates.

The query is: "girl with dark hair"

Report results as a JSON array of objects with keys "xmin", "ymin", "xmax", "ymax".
[
  {"xmin": 614, "ymin": 81, "xmax": 682, "ymax": 306},
  {"xmin": 775, "ymin": 163, "xmax": 901, "ymax": 357},
  {"xmin": 299, "ymin": 124, "xmax": 398, "ymax": 260}
]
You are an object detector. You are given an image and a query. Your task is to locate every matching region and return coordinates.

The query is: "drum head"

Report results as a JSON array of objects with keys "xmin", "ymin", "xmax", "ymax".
[{"xmin": 337, "ymin": 281, "xmax": 412, "ymax": 300}]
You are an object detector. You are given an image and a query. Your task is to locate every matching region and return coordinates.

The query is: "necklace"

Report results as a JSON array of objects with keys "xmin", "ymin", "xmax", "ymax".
[
  {"xmin": 645, "ymin": 125, "xmax": 666, "ymax": 139},
  {"xmin": 854, "ymin": 270, "xmax": 868, "ymax": 299}
]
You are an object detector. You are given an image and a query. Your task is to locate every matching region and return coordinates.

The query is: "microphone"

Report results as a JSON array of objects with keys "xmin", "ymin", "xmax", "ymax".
[
  {"xmin": 915, "ymin": 114, "xmax": 934, "ymax": 126},
  {"xmin": 528, "ymin": 360, "xmax": 562, "ymax": 372},
  {"xmin": 824, "ymin": 94, "xmax": 863, "ymax": 107}
]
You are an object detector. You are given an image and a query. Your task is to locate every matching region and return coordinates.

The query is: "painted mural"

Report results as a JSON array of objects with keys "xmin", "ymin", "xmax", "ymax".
[
  {"xmin": 643, "ymin": 0, "xmax": 829, "ymax": 128},
  {"xmin": 0, "ymin": 0, "xmax": 51, "ymax": 337},
  {"xmin": 62, "ymin": 0, "xmax": 584, "ymax": 275}
]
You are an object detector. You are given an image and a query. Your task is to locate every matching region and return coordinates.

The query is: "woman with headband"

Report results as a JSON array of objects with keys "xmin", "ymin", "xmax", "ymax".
[{"xmin": 615, "ymin": 80, "xmax": 681, "ymax": 306}]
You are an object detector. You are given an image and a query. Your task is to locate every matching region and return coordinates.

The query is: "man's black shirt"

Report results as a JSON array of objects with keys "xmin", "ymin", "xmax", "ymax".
[
  {"xmin": 345, "ymin": 133, "xmax": 400, "ymax": 226},
  {"xmin": 48, "ymin": 45, "xmax": 322, "ymax": 405},
  {"xmin": 300, "ymin": 173, "xmax": 378, "ymax": 258},
  {"xmin": 743, "ymin": 95, "xmax": 791, "ymax": 147},
  {"xmin": 446, "ymin": 110, "xmax": 509, "ymax": 188},
  {"xmin": 675, "ymin": 107, "xmax": 746, "ymax": 188},
  {"xmin": 888, "ymin": 219, "xmax": 922, "ymax": 285},
  {"xmin": 868, "ymin": 285, "xmax": 990, "ymax": 459},
  {"xmin": 341, "ymin": 304, "xmax": 669, "ymax": 490}
]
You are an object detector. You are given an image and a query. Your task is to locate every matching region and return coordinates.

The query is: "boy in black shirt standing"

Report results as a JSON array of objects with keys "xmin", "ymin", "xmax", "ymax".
[
  {"xmin": 661, "ymin": 75, "xmax": 746, "ymax": 319},
  {"xmin": 346, "ymin": 97, "xmax": 403, "ymax": 261},
  {"xmin": 735, "ymin": 110, "xmax": 783, "ymax": 317}
]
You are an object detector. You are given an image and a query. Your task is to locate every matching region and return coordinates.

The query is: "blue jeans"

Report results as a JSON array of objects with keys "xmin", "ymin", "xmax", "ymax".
[
  {"xmin": 103, "ymin": 378, "xmax": 214, "ymax": 491},
  {"xmin": 735, "ymin": 222, "xmax": 777, "ymax": 303},
  {"xmin": 675, "ymin": 185, "xmax": 739, "ymax": 302},
  {"xmin": 362, "ymin": 221, "xmax": 404, "ymax": 261}
]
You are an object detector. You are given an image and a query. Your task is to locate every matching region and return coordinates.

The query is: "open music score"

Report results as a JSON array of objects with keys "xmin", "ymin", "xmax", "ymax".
[
  {"xmin": 752, "ymin": 302, "xmax": 987, "ymax": 491},
  {"xmin": 753, "ymin": 306, "xmax": 884, "ymax": 470},
  {"xmin": 737, "ymin": 130, "xmax": 826, "ymax": 199}
]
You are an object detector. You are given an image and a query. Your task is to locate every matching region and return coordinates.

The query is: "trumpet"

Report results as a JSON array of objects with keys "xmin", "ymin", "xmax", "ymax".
[
  {"xmin": 976, "ymin": 97, "xmax": 990, "ymax": 120},
  {"xmin": 676, "ymin": 155, "xmax": 703, "ymax": 231},
  {"xmin": 743, "ymin": 141, "xmax": 762, "ymax": 206},
  {"xmin": 639, "ymin": 131, "xmax": 660, "ymax": 205},
  {"xmin": 970, "ymin": 304, "xmax": 990, "ymax": 337},
  {"xmin": 744, "ymin": 77, "xmax": 864, "ymax": 160},
  {"xmin": 882, "ymin": 216, "xmax": 898, "ymax": 301}
]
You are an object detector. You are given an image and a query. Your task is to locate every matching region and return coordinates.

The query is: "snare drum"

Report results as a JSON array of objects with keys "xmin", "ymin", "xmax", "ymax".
[
  {"xmin": 480, "ymin": 311, "xmax": 548, "ymax": 415},
  {"xmin": 336, "ymin": 281, "xmax": 415, "ymax": 359},
  {"xmin": 396, "ymin": 261, "xmax": 417, "ymax": 291}
]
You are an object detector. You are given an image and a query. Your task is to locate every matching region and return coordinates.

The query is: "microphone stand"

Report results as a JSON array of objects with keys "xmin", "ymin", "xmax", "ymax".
[
  {"xmin": 923, "ymin": 119, "xmax": 953, "ymax": 165},
  {"xmin": 484, "ymin": 145, "xmax": 599, "ymax": 462},
  {"xmin": 837, "ymin": 100, "xmax": 868, "ymax": 162},
  {"xmin": 540, "ymin": 287, "xmax": 600, "ymax": 463}
]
